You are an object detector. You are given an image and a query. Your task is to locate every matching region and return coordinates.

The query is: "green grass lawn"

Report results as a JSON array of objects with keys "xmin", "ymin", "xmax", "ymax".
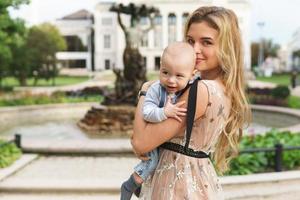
[
  {"xmin": 256, "ymin": 74, "xmax": 291, "ymax": 86},
  {"xmin": 0, "ymin": 94, "xmax": 103, "ymax": 107},
  {"xmin": 288, "ymin": 95, "xmax": 300, "ymax": 109},
  {"xmin": 1, "ymin": 76, "xmax": 89, "ymax": 87}
]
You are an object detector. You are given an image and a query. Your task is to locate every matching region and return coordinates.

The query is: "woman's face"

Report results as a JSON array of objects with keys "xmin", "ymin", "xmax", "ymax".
[{"xmin": 186, "ymin": 21, "xmax": 220, "ymax": 73}]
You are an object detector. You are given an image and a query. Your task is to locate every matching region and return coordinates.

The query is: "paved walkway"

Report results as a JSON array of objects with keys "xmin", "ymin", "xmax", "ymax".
[
  {"xmin": 1, "ymin": 155, "xmax": 300, "ymax": 200},
  {"xmin": 292, "ymin": 85, "xmax": 300, "ymax": 97},
  {"xmin": 0, "ymin": 156, "xmax": 138, "ymax": 200}
]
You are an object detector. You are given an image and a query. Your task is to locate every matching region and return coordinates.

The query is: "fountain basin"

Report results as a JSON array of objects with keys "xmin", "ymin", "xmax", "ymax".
[{"xmin": 0, "ymin": 103, "xmax": 299, "ymax": 140}]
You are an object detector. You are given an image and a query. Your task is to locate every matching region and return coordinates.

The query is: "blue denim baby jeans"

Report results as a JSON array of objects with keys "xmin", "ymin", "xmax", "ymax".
[{"xmin": 134, "ymin": 148, "xmax": 159, "ymax": 181}]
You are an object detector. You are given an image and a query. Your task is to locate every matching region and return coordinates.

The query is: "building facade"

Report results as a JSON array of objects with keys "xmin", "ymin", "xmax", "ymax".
[
  {"xmin": 55, "ymin": 9, "xmax": 94, "ymax": 71},
  {"xmin": 287, "ymin": 27, "xmax": 300, "ymax": 71},
  {"xmin": 56, "ymin": 0, "xmax": 251, "ymax": 72}
]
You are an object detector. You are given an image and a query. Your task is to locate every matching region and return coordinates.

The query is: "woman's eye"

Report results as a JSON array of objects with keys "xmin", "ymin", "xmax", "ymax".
[
  {"xmin": 187, "ymin": 38, "xmax": 194, "ymax": 45},
  {"xmin": 203, "ymin": 40, "xmax": 212, "ymax": 46}
]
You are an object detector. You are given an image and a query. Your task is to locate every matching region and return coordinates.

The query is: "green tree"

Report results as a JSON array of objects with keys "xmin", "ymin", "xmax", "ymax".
[
  {"xmin": 0, "ymin": 0, "xmax": 29, "ymax": 86},
  {"xmin": 251, "ymin": 39, "xmax": 280, "ymax": 68},
  {"xmin": 9, "ymin": 19, "xmax": 30, "ymax": 86},
  {"xmin": 251, "ymin": 42, "xmax": 259, "ymax": 68},
  {"xmin": 26, "ymin": 23, "xmax": 66, "ymax": 86},
  {"xmin": 263, "ymin": 39, "xmax": 280, "ymax": 57}
]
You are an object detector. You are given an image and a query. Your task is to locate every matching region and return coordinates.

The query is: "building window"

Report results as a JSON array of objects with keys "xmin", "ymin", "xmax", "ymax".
[
  {"xmin": 154, "ymin": 14, "xmax": 162, "ymax": 25},
  {"xmin": 141, "ymin": 33, "xmax": 148, "ymax": 47},
  {"xmin": 182, "ymin": 13, "xmax": 189, "ymax": 29},
  {"xmin": 143, "ymin": 57, "xmax": 147, "ymax": 67},
  {"xmin": 168, "ymin": 13, "xmax": 176, "ymax": 44},
  {"xmin": 102, "ymin": 17, "xmax": 112, "ymax": 25},
  {"xmin": 64, "ymin": 36, "xmax": 87, "ymax": 52},
  {"xmin": 154, "ymin": 14, "xmax": 162, "ymax": 48},
  {"xmin": 155, "ymin": 57, "xmax": 160, "ymax": 70},
  {"xmin": 105, "ymin": 59, "xmax": 110, "ymax": 70},
  {"xmin": 104, "ymin": 35, "xmax": 111, "ymax": 49},
  {"xmin": 139, "ymin": 16, "xmax": 149, "ymax": 47},
  {"xmin": 62, "ymin": 59, "xmax": 86, "ymax": 68},
  {"xmin": 140, "ymin": 17, "xmax": 148, "ymax": 26}
]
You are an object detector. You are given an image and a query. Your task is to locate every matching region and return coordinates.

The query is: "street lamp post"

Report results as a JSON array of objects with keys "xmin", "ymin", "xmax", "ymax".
[{"xmin": 257, "ymin": 22, "xmax": 265, "ymax": 68}]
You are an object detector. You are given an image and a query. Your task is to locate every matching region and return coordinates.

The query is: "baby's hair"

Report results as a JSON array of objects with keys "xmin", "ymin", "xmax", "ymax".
[{"xmin": 161, "ymin": 41, "xmax": 195, "ymax": 70}]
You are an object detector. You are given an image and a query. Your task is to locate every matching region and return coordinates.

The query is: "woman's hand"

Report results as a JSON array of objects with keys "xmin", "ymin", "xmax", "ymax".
[{"xmin": 131, "ymin": 138, "xmax": 150, "ymax": 161}]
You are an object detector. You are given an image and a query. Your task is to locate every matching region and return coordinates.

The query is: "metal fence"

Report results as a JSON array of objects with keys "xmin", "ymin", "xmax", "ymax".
[
  {"xmin": 0, "ymin": 134, "xmax": 21, "ymax": 149},
  {"xmin": 1, "ymin": 134, "xmax": 300, "ymax": 172},
  {"xmin": 240, "ymin": 143, "xmax": 300, "ymax": 172}
]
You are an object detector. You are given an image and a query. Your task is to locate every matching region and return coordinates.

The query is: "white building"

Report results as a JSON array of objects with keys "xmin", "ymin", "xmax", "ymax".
[
  {"xmin": 56, "ymin": 0, "xmax": 251, "ymax": 72},
  {"xmin": 55, "ymin": 9, "xmax": 94, "ymax": 71},
  {"xmin": 287, "ymin": 27, "xmax": 300, "ymax": 71}
]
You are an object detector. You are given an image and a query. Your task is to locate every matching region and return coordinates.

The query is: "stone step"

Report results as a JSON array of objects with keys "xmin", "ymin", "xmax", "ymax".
[
  {"xmin": 0, "ymin": 156, "xmax": 137, "ymax": 194},
  {"xmin": 1, "ymin": 192, "xmax": 300, "ymax": 200},
  {"xmin": 0, "ymin": 193, "xmax": 138, "ymax": 200},
  {"xmin": 1, "ymin": 156, "xmax": 300, "ymax": 200},
  {"xmin": 222, "ymin": 170, "xmax": 300, "ymax": 200},
  {"xmin": 20, "ymin": 138, "xmax": 133, "ymax": 154}
]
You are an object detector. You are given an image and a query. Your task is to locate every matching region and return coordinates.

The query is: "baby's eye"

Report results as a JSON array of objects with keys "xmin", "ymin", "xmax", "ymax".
[
  {"xmin": 176, "ymin": 74, "xmax": 184, "ymax": 78},
  {"xmin": 162, "ymin": 71, "xmax": 168, "ymax": 75}
]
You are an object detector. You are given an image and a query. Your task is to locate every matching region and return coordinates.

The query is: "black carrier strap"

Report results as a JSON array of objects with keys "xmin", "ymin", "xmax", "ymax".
[{"xmin": 160, "ymin": 77, "xmax": 209, "ymax": 158}]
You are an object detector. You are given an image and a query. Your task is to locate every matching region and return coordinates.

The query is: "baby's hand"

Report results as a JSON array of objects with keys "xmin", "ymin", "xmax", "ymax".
[{"xmin": 164, "ymin": 96, "xmax": 187, "ymax": 122}]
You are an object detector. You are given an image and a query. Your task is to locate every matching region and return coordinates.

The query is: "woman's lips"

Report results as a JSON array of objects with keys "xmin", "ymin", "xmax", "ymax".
[{"xmin": 196, "ymin": 58, "xmax": 204, "ymax": 64}]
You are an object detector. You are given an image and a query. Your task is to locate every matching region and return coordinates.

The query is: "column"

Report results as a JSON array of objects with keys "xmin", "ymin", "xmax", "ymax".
[
  {"xmin": 176, "ymin": 12, "xmax": 183, "ymax": 41},
  {"xmin": 148, "ymin": 29, "xmax": 154, "ymax": 49},
  {"xmin": 162, "ymin": 13, "xmax": 168, "ymax": 47},
  {"xmin": 86, "ymin": 53, "xmax": 91, "ymax": 71}
]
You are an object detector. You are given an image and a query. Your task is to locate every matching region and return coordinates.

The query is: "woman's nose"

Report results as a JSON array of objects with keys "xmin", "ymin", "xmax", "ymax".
[{"xmin": 193, "ymin": 42, "xmax": 202, "ymax": 54}]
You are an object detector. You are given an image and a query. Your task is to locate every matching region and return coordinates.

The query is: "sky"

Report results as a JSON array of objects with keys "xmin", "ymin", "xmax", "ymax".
[{"xmin": 9, "ymin": 0, "xmax": 300, "ymax": 46}]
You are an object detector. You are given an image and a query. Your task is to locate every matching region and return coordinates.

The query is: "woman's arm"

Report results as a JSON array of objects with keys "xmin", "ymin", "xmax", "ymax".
[{"xmin": 131, "ymin": 81, "xmax": 209, "ymax": 155}]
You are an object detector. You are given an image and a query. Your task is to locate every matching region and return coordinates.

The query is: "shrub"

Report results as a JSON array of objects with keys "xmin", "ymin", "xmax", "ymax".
[
  {"xmin": 0, "ymin": 140, "xmax": 22, "ymax": 168},
  {"xmin": 227, "ymin": 130, "xmax": 300, "ymax": 175},
  {"xmin": 0, "ymin": 92, "xmax": 103, "ymax": 107},
  {"xmin": 271, "ymin": 85, "xmax": 290, "ymax": 99},
  {"xmin": 247, "ymin": 85, "xmax": 290, "ymax": 106}
]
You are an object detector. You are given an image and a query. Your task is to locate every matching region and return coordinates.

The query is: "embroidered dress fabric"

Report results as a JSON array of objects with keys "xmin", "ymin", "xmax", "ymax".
[{"xmin": 139, "ymin": 80, "xmax": 230, "ymax": 200}]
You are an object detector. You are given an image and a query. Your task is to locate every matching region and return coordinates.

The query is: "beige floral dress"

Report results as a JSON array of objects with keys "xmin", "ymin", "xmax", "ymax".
[{"xmin": 139, "ymin": 80, "xmax": 230, "ymax": 200}]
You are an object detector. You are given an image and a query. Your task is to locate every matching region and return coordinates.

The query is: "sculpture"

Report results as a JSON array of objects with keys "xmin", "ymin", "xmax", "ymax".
[
  {"xmin": 78, "ymin": 4, "xmax": 159, "ymax": 134},
  {"xmin": 105, "ymin": 3, "xmax": 159, "ymax": 105}
]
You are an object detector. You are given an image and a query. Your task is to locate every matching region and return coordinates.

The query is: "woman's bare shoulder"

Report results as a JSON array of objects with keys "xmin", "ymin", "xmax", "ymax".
[{"xmin": 194, "ymin": 80, "xmax": 209, "ymax": 119}]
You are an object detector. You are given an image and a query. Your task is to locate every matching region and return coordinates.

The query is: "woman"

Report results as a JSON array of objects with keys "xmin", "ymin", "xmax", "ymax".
[{"xmin": 131, "ymin": 6, "xmax": 251, "ymax": 200}]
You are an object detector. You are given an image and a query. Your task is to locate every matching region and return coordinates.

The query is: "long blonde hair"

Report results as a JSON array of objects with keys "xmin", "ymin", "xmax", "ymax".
[{"xmin": 184, "ymin": 6, "xmax": 251, "ymax": 173}]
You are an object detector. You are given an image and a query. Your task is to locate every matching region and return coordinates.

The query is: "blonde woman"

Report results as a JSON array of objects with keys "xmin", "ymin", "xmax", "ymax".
[{"xmin": 131, "ymin": 6, "xmax": 251, "ymax": 200}]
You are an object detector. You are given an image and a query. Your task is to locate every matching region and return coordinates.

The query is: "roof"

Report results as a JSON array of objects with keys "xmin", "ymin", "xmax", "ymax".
[{"xmin": 61, "ymin": 9, "xmax": 93, "ymax": 20}]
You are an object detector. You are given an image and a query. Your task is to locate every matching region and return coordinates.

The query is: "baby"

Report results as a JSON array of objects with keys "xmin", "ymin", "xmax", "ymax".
[{"xmin": 120, "ymin": 42, "xmax": 196, "ymax": 200}]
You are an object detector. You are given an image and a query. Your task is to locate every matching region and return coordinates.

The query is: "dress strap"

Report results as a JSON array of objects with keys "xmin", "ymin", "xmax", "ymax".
[{"xmin": 160, "ymin": 77, "xmax": 209, "ymax": 158}]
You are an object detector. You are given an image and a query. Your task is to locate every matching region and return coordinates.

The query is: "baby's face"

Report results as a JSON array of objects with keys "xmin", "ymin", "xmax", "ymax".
[{"xmin": 159, "ymin": 59, "xmax": 194, "ymax": 94}]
